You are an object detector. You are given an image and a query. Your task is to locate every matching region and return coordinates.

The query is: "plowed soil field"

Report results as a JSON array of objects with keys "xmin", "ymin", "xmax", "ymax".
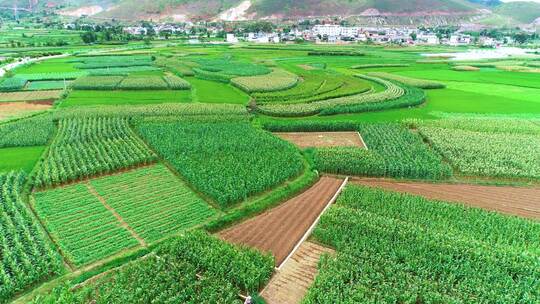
[
  {"xmin": 274, "ymin": 132, "xmax": 366, "ymax": 149},
  {"xmin": 0, "ymin": 102, "xmax": 51, "ymax": 121},
  {"xmin": 354, "ymin": 178, "xmax": 540, "ymax": 220},
  {"xmin": 220, "ymin": 177, "xmax": 344, "ymax": 265}
]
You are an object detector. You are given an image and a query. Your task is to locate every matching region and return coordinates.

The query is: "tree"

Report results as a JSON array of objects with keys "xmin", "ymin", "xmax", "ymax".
[
  {"xmin": 81, "ymin": 31, "xmax": 97, "ymax": 44},
  {"xmin": 410, "ymin": 32, "xmax": 417, "ymax": 41}
]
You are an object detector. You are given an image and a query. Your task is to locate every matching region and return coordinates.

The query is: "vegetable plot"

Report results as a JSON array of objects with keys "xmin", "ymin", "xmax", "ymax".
[
  {"xmin": 34, "ymin": 117, "xmax": 156, "ymax": 188},
  {"xmin": 304, "ymin": 185, "xmax": 540, "ymax": 303},
  {"xmin": 136, "ymin": 121, "xmax": 304, "ymax": 208},
  {"xmin": 0, "ymin": 172, "xmax": 63, "ymax": 303},
  {"xmin": 367, "ymin": 72, "xmax": 446, "ymax": 89},
  {"xmin": 31, "ymin": 231, "xmax": 274, "ymax": 303},
  {"xmin": 231, "ymin": 69, "xmax": 299, "ymax": 93},
  {"xmin": 257, "ymin": 75, "xmax": 406, "ymax": 117}
]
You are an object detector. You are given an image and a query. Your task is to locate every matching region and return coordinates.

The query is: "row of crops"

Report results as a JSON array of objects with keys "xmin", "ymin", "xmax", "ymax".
[
  {"xmin": 256, "ymin": 75, "xmax": 412, "ymax": 117},
  {"xmin": 34, "ymin": 117, "xmax": 157, "ymax": 189},
  {"xmin": 33, "ymin": 164, "xmax": 216, "ymax": 265},
  {"xmin": 136, "ymin": 119, "xmax": 304, "ymax": 208},
  {"xmin": 264, "ymin": 121, "xmax": 451, "ymax": 180},
  {"xmin": 413, "ymin": 117, "xmax": 540, "ymax": 179},
  {"xmin": 304, "ymin": 185, "xmax": 540, "ymax": 303},
  {"xmin": 366, "ymin": 72, "xmax": 446, "ymax": 89},
  {"xmin": 0, "ymin": 115, "xmax": 55, "ymax": 148},
  {"xmin": 72, "ymin": 75, "xmax": 190, "ymax": 90},
  {"xmin": 89, "ymin": 164, "xmax": 216, "ymax": 243},
  {"xmin": 231, "ymin": 69, "xmax": 299, "ymax": 93},
  {"xmin": 252, "ymin": 70, "xmax": 370, "ymax": 105},
  {"xmin": 0, "ymin": 172, "xmax": 63, "ymax": 303},
  {"xmin": 32, "ymin": 231, "xmax": 274, "ymax": 303},
  {"xmin": 0, "ymin": 72, "xmax": 86, "ymax": 92}
]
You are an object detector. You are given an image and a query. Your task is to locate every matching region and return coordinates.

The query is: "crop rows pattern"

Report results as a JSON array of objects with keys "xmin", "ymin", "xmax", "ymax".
[
  {"xmin": 137, "ymin": 121, "xmax": 304, "ymax": 208},
  {"xmin": 34, "ymin": 117, "xmax": 156, "ymax": 188},
  {"xmin": 0, "ymin": 172, "xmax": 63, "ymax": 302},
  {"xmin": 33, "ymin": 231, "xmax": 274, "ymax": 303},
  {"xmin": 257, "ymin": 75, "xmax": 405, "ymax": 117},
  {"xmin": 304, "ymin": 185, "xmax": 540, "ymax": 303},
  {"xmin": 90, "ymin": 164, "xmax": 216, "ymax": 243}
]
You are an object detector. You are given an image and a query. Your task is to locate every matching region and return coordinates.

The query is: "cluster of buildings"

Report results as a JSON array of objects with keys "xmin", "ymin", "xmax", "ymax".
[{"xmin": 63, "ymin": 22, "xmax": 519, "ymax": 47}]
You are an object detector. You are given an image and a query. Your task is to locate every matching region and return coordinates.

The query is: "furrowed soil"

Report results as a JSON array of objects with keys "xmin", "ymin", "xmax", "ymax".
[
  {"xmin": 261, "ymin": 241, "xmax": 335, "ymax": 304},
  {"xmin": 219, "ymin": 177, "xmax": 344, "ymax": 265},
  {"xmin": 353, "ymin": 178, "xmax": 540, "ymax": 220},
  {"xmin": 274, "ymin": 132, "xmax": 366, "ymax": 149}
]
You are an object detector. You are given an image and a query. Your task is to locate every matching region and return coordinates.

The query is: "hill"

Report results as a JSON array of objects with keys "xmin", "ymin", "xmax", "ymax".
[
  {"xmin": 20, "ymin": 0, "xmax": 484, "ymax": 20},
  {"xmin": 493, "ymin": 1, "xmax": 540, "ymax": 24}
]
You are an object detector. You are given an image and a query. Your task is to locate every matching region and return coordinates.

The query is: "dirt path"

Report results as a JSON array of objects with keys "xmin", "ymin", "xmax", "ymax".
[
  {"xmin": 219, "ymin": 177, "xmax": 345, "ymax": 266},
  {"xmin": 85, "ymin": 183, "xmax": 147, "ymax": 247},
  {"xmin": 353, "ymin": 178, "xmax": 540, "ymax": 220},
  {"xmin": 274, "ymin": 132, "xmax": 366, "ymax": 149},
  {"xmin": 261, "ymin": 241, "xmax": 334, "ymax": 304}
]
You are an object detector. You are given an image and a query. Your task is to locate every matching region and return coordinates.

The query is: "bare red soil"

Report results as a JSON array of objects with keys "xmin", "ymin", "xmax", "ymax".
[
  {"xmin": 219, "ymin": 177, "xmax": 344, "ymax": 265},
  {"xmin": 274, "ymin": 132, "xmax": 366, "ymax": 149},
  {"xmin": 353, "ymin": 178, "xmax": 540, "ymax": 220}
]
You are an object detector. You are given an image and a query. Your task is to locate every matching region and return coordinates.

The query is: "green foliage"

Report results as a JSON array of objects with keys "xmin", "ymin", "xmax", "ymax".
[
  {"xmin": 305, "ymin": 185, "xmax": 540, "ymax": 303},
  {"xmin": 34, "ymin": 183, "xmax": 141, "ymax": 266},
  {"xmin": 32, "ymin": 231, "xmax": 274, "ymax": 303},
  {"xmin": 34, "ymin": 117, "xmax": 157, "ymax": 189},
  {"xmin": 367, "ymin": 72, "xmax": 446, "ymax": 89},
  {"xmin": 136, "ymin": 121, "xmax": 304, "ymax": 208},
  {"xmin": 26, "ymin": 80, "xmax": 70, "ymax": 91},
  {"xmin": 163, "ymin": 74, "xmax": 191, "ymax": 90},
  {"xmin": 117, "ymin": 75, "xmax": 168, "ymax": 90},
  {"xmin": 231, "ymin": 69, "xmax": 299, "ymax": 93},
  {"xmin": 253, "ymin": 71, "xmax": 370, "ymax": 105},
  {"xmin": 352, "ymin": 63, "xmax": 410, "ymax": 69},
  {"xmin": 72, "ymin": 76, "xmax": 125, "ymax": 90},
  {"xmin": 0, "ymin": 172, "xmax": 64, "ymax": 303},
  {"xmin": 74, "ymin": 56, "xmax": 152, "ymax": 69},
  {"xmin": 194, "ymin": 58, "xmax": 271, "ymax": 77},
  {"xmin": 154, "ymin": 57, "xmax": 195, "ymax": 76},
  {"xmin": 0, "ymin": 77, "xmax": 27, "ymax": 92},
  {"xmin": 15, "ymin": 72, "xmax": 86, "ymax": 81},
  {"xmin": 417, "ymin": 119, "xmax": 540, "ymax": 179},
  {"xmin": 193, "ymin": 67, "xmax": 232, "ymax": 83},
  {"xmin": 319, "ymin": 82, "xmax": 425, "ymax": 116},
  {"xmin": 0, "ymin": 115, "xmax": 55, "ymax": 148},
  {"xmin": 89, "ymin": 165, "xmax": 216, "ymax": 243},
  {"xmin": 257, "ymin": 75, "xmax": 406, "ymax": 117},
  {"xmin": 263, "ymin": 121, "xmax": 451, "ymax": 180},
  {"xmin": 86, "ymin": 66, "xmax": 161, "ymax": 76},
  {"xmin": 308, "ymin": 51, "xmax": 365, "ymax": 56},
  {"xmin": 0, "ymin": 146, "xmax": 45, "ymax": 173}
]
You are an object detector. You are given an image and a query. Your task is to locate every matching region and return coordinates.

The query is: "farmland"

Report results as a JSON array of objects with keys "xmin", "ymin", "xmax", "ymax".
[{"xmin": 1, "ymin": 40, "xmax": 540, "ymax": 304}]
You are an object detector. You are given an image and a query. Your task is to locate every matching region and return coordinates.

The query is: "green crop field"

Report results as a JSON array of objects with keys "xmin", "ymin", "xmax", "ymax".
[
  {"xmin": 3, "ymin": 35, "xmax": 540, "ymax": 304},
  {"xmin": 0, "ymin": 146, "xmax": 45, "ymax": 173}
]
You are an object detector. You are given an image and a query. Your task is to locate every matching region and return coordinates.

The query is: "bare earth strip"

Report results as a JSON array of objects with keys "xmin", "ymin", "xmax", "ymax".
[
  {"xmin": 353, "ymin": 178, "xmax": 540, "ymax": 220},
  {"xmin": 85, "ymin": 182, "xmax": 148, "ymax": 247},
  {"xmin": 220, "ymin": 177, "xmax": 344, "ymax": 265},
  {"xmin": 274, "ymin": 132, "xmax": 366, "ymax": 149},
  {"xmin": 261, "ymin": 241, "xmax": 334, "ymax": 304},
  {"xmin": 0, "ymin": 102, "xmax": 51, "ymax": 121},
  {"xmin": 0, "ymin": 90, "xmax": 62, "ymax": 102}
]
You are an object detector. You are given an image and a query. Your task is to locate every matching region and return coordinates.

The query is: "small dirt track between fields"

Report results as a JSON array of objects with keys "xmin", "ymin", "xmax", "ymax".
[
  {"xmin": 85, "ymin": 182, "xmax": 147, "ymax": 247},
  {"xmin": 220, "ymin": 177, "xmax": 344, "ymax": 266},
  {"xmin": 261, "ymin": 241, "xmax": 334, "ymax": 304},
  {"xmin": 354, "ymin": 178, "xmax": 540, "ymax": 220}
]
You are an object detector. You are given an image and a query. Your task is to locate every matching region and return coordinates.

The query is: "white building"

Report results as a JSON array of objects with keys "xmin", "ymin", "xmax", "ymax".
[
  {"xmin": 313, "ymin": 25, "xmax": 342, "ymax": 37},
  {"xmin": 418, "ymin": 34, "xmax": 439, "ymax": 45},
  {"xmin": 226, "ymin": 33, "xmax": 238, "ymax": 43}
]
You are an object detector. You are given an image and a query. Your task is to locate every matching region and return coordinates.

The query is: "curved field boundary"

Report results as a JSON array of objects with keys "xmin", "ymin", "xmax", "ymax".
[
  {"xmin": 219, "ymin": 177, "xmax": 346, "ymax": 266},
  {"xmin": 353, "ymin": 178, "xmax": 540, "ymax": 220}
]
